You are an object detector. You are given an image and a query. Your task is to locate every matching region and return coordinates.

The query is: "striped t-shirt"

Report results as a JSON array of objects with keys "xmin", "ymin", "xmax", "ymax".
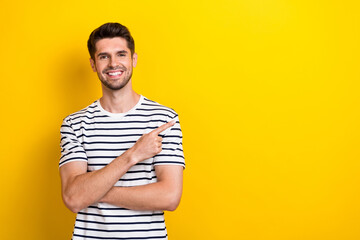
[{"xmin": 59, "ymin": 95, "xmax": 185, "ymax": 240}]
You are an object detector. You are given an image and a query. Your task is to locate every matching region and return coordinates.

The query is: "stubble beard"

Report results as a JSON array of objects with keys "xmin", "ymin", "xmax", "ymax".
[{"xmin": 98, "ymin": 67, "xmax": 133, "ymax": 91}]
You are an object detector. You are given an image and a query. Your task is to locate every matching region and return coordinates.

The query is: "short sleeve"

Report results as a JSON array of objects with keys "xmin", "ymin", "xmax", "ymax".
[
  {"xmin": 153, "ymin": 115, "xmax": 185, "ymax": 168},
  {"xmin": 59, "ymin": 118, "xmax": 88, "ymax": 168}
]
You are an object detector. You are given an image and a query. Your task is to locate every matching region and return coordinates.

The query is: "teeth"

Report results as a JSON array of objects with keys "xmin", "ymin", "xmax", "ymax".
[{"xmin": 108, "ymin": 71, "xmax": 122, "ymax": 76}]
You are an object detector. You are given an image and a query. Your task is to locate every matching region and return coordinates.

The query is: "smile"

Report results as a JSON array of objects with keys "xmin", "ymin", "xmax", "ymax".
[{"xmin": 106, "ymin": 71, "xmax": 124, "ymax": 77}]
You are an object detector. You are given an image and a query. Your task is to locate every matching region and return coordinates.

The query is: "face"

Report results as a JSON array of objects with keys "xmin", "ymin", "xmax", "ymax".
[{"xmin": 90, "ymin": 37, "xmax": 137, "ymax": 91}]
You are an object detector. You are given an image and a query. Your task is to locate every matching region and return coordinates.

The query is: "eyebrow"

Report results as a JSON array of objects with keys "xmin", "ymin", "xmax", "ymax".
[
  {"xmin": 97, "ymin": 50, "xmax": 128, "ymax": 57},
  {"xmin": 117, "ymin": 50, "xmax": 128, "ymax": 54}
]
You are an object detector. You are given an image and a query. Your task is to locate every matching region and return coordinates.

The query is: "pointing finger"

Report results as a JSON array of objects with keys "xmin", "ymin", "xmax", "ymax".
[{"xmin": 151, "ymin": 120, "xmax": 176, "ymax": 135}]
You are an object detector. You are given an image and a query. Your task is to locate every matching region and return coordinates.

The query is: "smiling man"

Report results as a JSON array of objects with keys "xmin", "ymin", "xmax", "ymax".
[{"xmin": 59, "ymin": 23, "xmax": 185, "ymax": 240}]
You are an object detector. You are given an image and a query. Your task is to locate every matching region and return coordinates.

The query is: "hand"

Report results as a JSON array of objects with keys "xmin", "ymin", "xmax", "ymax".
[{"xmin": 129, "ymin": 120, "xmax": 176, "ymax": 164}]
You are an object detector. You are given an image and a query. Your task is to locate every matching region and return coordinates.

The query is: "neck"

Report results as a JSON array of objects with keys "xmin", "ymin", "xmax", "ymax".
[{"xmin": 100, "ymin": 81, "xmax": 140, "ymax": 113}]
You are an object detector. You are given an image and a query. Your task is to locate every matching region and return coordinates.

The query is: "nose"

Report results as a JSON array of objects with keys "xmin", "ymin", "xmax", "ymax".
[{"xmin": 108, "ymin": 56, "xmax": 119, "ymax": 68}]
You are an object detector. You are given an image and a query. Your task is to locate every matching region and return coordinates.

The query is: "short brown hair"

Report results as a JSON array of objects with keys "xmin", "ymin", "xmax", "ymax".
[{"xmin": 87, "ymin": 22, "xmax": 135, "ymax": 60}]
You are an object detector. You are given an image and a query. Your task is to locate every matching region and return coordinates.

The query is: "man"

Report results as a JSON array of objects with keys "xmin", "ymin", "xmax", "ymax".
[{"xmin": 59, "ymin": 22, "xmax": 185, "ymax": 240}]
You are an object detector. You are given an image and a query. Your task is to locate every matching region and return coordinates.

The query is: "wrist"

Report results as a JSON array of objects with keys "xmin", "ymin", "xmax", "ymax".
[{"xmin": 124, "ymin": 147, "xmax": 139, "ymax": 166}]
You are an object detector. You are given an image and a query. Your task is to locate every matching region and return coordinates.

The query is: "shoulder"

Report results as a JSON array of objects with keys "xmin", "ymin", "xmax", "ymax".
[
  {"xmin": 139, "ymin": 96, "xmax": 179, "ymax": 119},
  {"xmin": 62, "ymin": 101, "xmax": 100, "ymax": 125}
]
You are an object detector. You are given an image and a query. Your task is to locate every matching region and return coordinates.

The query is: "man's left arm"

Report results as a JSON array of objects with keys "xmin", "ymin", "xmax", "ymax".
[
  {"xmin": 101, "ymin": 114, "xmax": 185, "ymax": 211},
  {"xmin": 100, "ymin": 165, "xmax": 183, "ymax": 211}
]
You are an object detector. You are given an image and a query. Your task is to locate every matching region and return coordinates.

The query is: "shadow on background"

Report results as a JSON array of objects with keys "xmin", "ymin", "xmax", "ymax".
[
  {"xmin": 28, "ymin": 48, "xmax": 98, "ymax": 239},
  {"xmin": 53, "ymin": 48, "xmax": 99, "ymax": 114},
  {"xmin": 32, "ymin": 132, "xmax": 75, "ymax": 239}
]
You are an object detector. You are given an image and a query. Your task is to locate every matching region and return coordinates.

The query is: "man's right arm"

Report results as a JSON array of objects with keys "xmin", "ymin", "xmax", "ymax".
[
  {"xmin": 59, "ymin": 120, "xmax": 176, "ymax": 213},
  {"xmin": 59, "ymin": 150, "xmax": 134, "ymax": 213}
]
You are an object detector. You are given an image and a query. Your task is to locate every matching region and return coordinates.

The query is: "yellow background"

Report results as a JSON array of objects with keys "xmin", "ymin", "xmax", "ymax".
[{"xmin": 1, "ymin": 0, "xmax": 360, "ymax": 239}]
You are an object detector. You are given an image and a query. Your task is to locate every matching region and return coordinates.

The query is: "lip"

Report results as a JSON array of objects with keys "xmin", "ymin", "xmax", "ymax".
[{"xmin": 106, "ymin": 70, "xmax": 124, "ymax": 78}]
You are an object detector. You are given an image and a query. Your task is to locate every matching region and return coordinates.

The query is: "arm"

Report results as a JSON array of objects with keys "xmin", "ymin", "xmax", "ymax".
[
  {"xmin": 100, "ymin": 165, "xmax": 183, "ymax": 211},
  {"xmin": 59, "ymin": 120, "xmax": 176, "ymax": 213},
  {"xmin": 59, "ymin": 150, "xmax": 134, "ymax": 213}
]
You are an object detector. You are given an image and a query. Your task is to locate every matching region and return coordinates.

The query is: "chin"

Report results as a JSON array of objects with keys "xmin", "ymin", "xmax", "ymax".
[{"xmin": 103, "ymin": 80, "xmax": 130, "ymax": 91}]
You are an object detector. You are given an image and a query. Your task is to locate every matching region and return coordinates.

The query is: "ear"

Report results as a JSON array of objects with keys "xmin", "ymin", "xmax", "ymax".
[
  {"xmin": 89, "ymin": 58, "xmax": 96, "ymax": 72},
  {"xmin": 132, "ymin": 53, "xmax": 138, "ymax": 67}
]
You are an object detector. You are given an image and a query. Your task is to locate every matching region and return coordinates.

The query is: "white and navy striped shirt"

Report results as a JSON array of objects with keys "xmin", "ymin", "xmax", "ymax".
[{"xmin": 60, "ymin": 95, "xmax": 185, "ymax": 240}]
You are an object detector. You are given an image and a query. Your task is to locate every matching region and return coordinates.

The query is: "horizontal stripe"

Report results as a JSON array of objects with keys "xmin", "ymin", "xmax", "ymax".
[
  {"xmin": 88, "ymin": 156, "xmax": 119, "ymax": 159},
  {"xmin": 70, "ymin": 119, "xmax": 169, "ymax": 126},
  {"xmin": 78, "ymin": 212, "xmax": 164, "ymax": 218},
  {"xmin": 60, "ymin": 131, "xmax": 76, "ymax": 136},
  {"xmin": 86, "ymin": 166, "xmax": 154, "ymax": 174},
  {"xmin": 87, "ymin": 156, "xmax": 153, "ymax": 163},
  {"xmin": 125, "ymin": 169, "xmax": 154, "ymax": 173},
  {"xmin": 73, "ymin": 233, "xmax": 167, "ymax": 240},
  {"xmin": 85, "ymin": 148, "xmax": 130, "ymax": 152},
  {"xmin": 76, "ymin": 219, "xmax": 165, "ymax": 225},
  {"xmin": 74, "ymin": 126, "xmax": 158, "ymax": 131},
  {"xmin": 135, "ymin": 162, "xmax": 153, "ymax": 166},
  {"xmin": 82, "ymin": 140, "xmax": 136, "ymax": 145},
  {"xmin": 60, "ymin": 156, "xmax": 87, "ymax": 163},
  {"xmin": 141, "ymin": 103, "xmax": 166, "ymax": 107},
  {"xmin": 161, "ymin": 142, "xmax": 182, "ymax": 145},
  {"xmin": 154, "ymin": 161, "xmax": 185, "ymax": 165},
  {"xmin": 126, "ymin": 113, "xmax": 172, "ymax": 118},
  {"xmin": 69, "ymin": 109, "xmax": 101, "ymax": 117},
  {"xmin": 161, "ymin": 147, "xmax": 183, "ymax": 152},
  {"xmin": 155, "ymin": 154, "xmax": 184, "ymax": 159},
  {"xmin": 60, "ymin": 150, "xmax": 86, "ymax": 160},
  {"xmin": 75, "ymin": 226, "xmax": 166, "ymax": 233},
  {"xmin": 136, "ymin": 107, "xmax": 175, "ymax": 114},
  {"xmin": 162, "ymin": 135, "xmax": 182, "ymax": 139},
  {"xmin": 119, "ymin": 176, "xmax": 157, "ymax": 182},
  {"xmin": 78, "ymin": 134, "xmax": 143, "ymax": 138},
  {"xmin": 70, "ymin": 114, "xmax": 109, "ymax": 121},
  {"xmin": 59, "ymin": 157, "xmax": 87, "ymax": 166},
  {"xmin": 87, "ymin": 206, "xmax": 128, "ymax": 211}
]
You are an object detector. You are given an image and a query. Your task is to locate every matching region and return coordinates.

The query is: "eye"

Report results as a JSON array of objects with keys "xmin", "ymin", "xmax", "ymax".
[
  {"xmin": 99, "ymin": 55, "xmax": 108, "ymax": 60},
  {"xmin": 118, "ymin": 53, "xmax": 126, "ymax": 57}
]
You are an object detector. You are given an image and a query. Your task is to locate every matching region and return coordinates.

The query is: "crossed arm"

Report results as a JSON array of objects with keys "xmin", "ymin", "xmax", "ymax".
[{"xmin": 59, "ymin": 121, "xmax": 183, "ymax": 213}]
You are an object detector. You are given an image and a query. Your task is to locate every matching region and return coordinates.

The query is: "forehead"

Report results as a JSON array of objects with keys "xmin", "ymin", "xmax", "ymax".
[{"xmin": 95, "ymin": 37, "xmax": 130, "ymax": 53}]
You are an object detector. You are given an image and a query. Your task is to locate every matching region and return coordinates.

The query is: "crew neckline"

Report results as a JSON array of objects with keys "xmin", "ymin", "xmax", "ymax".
[{"xmin": 96, "ymin": 95, "xmax": 144, "ymax": 118}]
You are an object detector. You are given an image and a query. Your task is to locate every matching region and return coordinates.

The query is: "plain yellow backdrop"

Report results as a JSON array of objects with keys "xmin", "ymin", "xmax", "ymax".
[{"xmin": 1, "ymin": 0, "xmax": 360, "ymax": 239}]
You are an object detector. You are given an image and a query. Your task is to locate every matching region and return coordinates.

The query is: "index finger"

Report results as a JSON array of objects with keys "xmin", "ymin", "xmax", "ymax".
[{"xmin": 151, "ymin": 120, "xmax": 176, "ymax": 135}]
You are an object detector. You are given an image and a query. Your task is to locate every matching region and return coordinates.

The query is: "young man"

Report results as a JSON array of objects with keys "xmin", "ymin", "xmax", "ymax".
[{"xmin": 59, "ymin": 23, "xmax": 185, "ymax": 240}]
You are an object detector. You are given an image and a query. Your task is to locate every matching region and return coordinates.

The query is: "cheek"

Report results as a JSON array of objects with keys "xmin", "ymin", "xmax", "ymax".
[{"xmin": 94, "ymin": 62, "xmax": 106, "ymax": 73}]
